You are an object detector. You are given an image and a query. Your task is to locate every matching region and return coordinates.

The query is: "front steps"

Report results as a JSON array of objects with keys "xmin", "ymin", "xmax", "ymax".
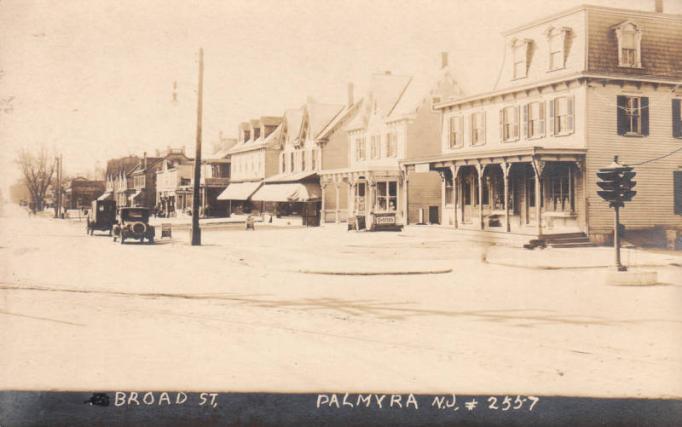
[{"xmin": 541, "ymin": 232, "xmax": 595, "ymax": 248}]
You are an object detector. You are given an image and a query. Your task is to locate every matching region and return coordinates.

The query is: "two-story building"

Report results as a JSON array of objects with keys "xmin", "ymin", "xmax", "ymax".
[
  {"xmin": 251, "ymin": 99, "xmax": 350, "ymax": 226},
  {"xmin": 155, "ymin": 156, "xmax": 194, "ymax": 216},
  {"xmin": 65, "ymin": 177, "xmax": 105, "ymax": 209},
  {"xmin": 403, "ymin": 4, "xmax": 682, "ymax": 245},
  {"xmin": 128, "ymin": 148, "xmax": 190, "ymax": 209},
  {"xmin": 318, "ymin": 59, "xmax": 461, "ymax": 231},
  {"xmin": 101, "ymin": 156, "xmax": 139, "ymax": 207},
  {"xmin": 217, "ymin": 116, "xmax": 282, "ymax": 215},
  {"xmin": 200, "ymin": 145, "xmax": 232, "ymax": 217}
]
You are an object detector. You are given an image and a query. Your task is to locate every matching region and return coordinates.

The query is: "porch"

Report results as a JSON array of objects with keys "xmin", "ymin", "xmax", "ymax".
[{"xmin": 403, "ymin": 147, "xmax": 587, "ymax": 240}]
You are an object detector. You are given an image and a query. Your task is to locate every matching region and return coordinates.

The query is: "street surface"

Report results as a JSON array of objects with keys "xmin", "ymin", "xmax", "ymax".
[{"xmin": 1, "ymin": 204, "xmax": 681, "ymax": 398}]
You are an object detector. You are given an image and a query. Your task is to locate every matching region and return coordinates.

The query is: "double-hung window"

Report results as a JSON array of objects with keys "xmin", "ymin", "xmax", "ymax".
[
  {"xmin": 386, "ymin": 132, "xmax": 398, "ymax": 158},
  {"xmin": 470, "ymin": 112, "xmax": 485, "ymax": 145},
  {"xmin": 614, "ymin": 22, "xmax": 641, "ymax": 68},
  {"xmin": 524, "ymin": 102, "xmax": 545, "ymax": 139},
  {"xmin": 370, "ymin": 135, "xmax": 381, "ymax": 159},
  {"xmin": 549, "ymin": 96, "xmax": 574, "ymax": 136},
  {"xmin": 500, "ymin": 106, "xmax": 519, "ymax": 142},
  {"xmin": 355, "ymin": 137, "xmax": 366, "ymax": 161},
  {"xmin": 449, "ymin": 116, "xmax": 464, "ymax": 148},
  {"xmin": 617, "ymin": 95, "xmax": 649, "ymax": 136}
]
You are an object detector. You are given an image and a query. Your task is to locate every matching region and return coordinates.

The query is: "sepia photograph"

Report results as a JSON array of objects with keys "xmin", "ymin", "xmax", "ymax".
[{"xmin": 1, "ymin": 0, "xmax": 681, "ymax": 425}]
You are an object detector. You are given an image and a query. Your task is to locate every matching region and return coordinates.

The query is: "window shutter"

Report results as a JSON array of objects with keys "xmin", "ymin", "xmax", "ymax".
[
  {"xmin": 549, "ymin": 99, "xmax": 555, "ymax": 136},
  {"xmin": 539, "ymin": 102, "xmax": 546, "ymax": 136},
  {"xmin": 460, "ymin": 117, "xmax": 465, "ymax": 146},
  {"xmin": 640, "ymin": 97, "xmax": 649, "ymax": 136},
  {"xmin": 514, "ymin": 106, "xmax": 520, "ymax": 139},
  {"xmin": 482, "ymin": 111, "xmax": 487, "ymax": 143},
  {"xmin": 617, "ymin": 95, "xmax": 627, "ymax": 135},
  {"xmin": 675, "ymin": 171, "xmax": 682, "ymax": 215},
  {"xmin": 523, "ymin": 104, "xmax": 529, "ymax": 138},
  {"xmin": 499, "ymin": 109, "xmax": 504, "ymax": 141},
  {"xmin": 567, "ymin": 96, "xmax": 575, "ymax": 133},
  {"xmin": 674, "ymin": 99, "xmax": 682, "ymax": 138}
]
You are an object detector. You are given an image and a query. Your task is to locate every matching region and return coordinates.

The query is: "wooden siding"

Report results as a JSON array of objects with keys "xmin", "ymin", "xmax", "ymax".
[
  {"xmin": 407, "ymin": 171, "xmax": 441, "ymax": 224},
  {"xmin": 587, "ymin": 8, "xmax": 682, "ymax": 80},
  {"xmin": 585, "ymin": 82, "xmax": 682, "ymax": 235},
  {"xmin": 405, "ymin": 97, "xmax": 442, "ymax": 160}
]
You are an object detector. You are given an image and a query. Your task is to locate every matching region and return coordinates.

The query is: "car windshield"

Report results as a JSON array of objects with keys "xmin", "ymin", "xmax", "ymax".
[{"xmin": 122, "ymin": 210, "xmax": 149, "ymax": 221}]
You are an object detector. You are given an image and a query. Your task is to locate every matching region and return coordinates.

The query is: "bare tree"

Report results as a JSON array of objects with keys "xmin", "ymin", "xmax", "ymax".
[{"xmin": 16, "ymin": 147, "xmax": 56, "ymax": 212}]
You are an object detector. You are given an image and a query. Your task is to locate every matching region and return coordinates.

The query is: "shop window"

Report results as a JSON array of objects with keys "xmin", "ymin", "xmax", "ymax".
[
  {"xmin": 376, "ymin": 181, "xmax": 398, "ymax": 212},
  {"xmin": 547, "ymin": 166, "xmax": 572, "ymax": 212},
  {"xmin": 617, "ymin": 95, "xmax": 649, "ymax": 136}
]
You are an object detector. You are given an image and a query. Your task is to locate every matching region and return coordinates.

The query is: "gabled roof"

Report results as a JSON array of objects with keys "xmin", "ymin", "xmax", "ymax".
[
  {"xmin": 303, "ymin": 102, "xmax": 345, "ymax": 139},
  {"xmin": 316, "ymin": 100, "xmax": 363, "ymax": 140},
  {"xmin": 105, "ymin": 156, "xmax": 140, "ymax": 178},
  {"xmin": 389, "ymin": 66, "xmax": 464, "ymax": 121},
  {"xmin": 370, "ymin": 73, "xmax": 412, "ymax": 118},
  {"xmin": 227, "ymin": 124, "xmax": 282, "ymax": 155}
]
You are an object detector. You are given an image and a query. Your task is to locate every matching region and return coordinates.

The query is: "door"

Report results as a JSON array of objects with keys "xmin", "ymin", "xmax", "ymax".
[
  {"xmin": 462, "ymin": 177, "xmax": 474, "ymax": 224},
  {"xmin": 355, "ymin": 183, "xmax": 366, "ymax": 215},
  {"xmin": 429, "ymin": 206, "xmax": 439, "ymax": 225}
]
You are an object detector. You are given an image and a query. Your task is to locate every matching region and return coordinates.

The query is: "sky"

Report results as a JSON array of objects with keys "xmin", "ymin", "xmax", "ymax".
[{"xmin": 1, "ymin": 0, "xmax": 680, "ymax": 192}]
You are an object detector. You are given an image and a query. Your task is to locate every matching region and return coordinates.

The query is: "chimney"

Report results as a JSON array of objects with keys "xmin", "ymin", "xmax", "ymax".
[
  {"xmin": 347, "ymin": 82, "xmax": 354, "ymax": 107},
  {"xmin": 441, "ymin": 51, "xmax": 448, "ymax": 69},
  {"xmin": 143, "ymin": 151, "xmax": 147, "ymax": 168},
  {"xmin": 655, "ymin": 0, "xmax": 663, "ymax": 12}
]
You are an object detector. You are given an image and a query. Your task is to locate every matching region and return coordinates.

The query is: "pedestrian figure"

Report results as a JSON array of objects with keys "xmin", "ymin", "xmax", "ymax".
[{"xmin": 246, "ymin": 215, "xmax": 255, "ymax": 230}]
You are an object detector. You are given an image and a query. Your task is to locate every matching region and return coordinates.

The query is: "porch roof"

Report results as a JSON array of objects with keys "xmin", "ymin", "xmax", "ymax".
[{"xmin": 402, "ymin": 146, "xmax": 586, "ymax": 170}]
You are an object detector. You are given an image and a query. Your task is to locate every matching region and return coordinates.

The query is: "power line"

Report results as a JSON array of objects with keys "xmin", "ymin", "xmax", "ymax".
[{"xmin": 630, "ymin": 146, "xmax": 682, "ymax": 166}]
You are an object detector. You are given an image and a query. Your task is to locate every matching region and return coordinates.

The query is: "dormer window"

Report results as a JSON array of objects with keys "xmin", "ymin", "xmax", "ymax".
[
  {"xmin": 545, "ymin": 27, "xmax": 570, "ymax": 71},
  {"xmin": 614, "ymin": 21, "xmax": 642, "ymax": 68},
  {"xmin": 253, "ymin": 127, "xmax": 261, "ymax": 140},
  {"xmin": 511, "ymin": 38, "xmax": 531, "ymax": 80},
  {"xmin": 243, "ymin": 130, "xmax": 250, "ymax": 142}
]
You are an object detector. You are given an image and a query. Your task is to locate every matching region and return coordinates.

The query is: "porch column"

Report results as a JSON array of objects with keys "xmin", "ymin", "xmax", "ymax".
[
  {"xmin": 320, "ymin": 182, "xmax": 327, "ymax": 225},
  {"xmin": 476, "ymin": 163, "xmax": 484, "ymax": 230},
  {"xmin": 502, "ymin": 161, "xmax": 511, "ymax": 232},
  {"xmin": 334, "ymin": 180, "xmax": 341, "ymax": 224},
  {"xmin": 532, "ymin": 158, "xmax": 545, "ymax": 237},
  {"xmin": 347, "ymin": 178, "xmax": 354, "ymax": 219},
  {"xmin": 450, "ymin": 164, "xmax": 459, "ymax": 229},
  {"xmin": 401, "ymin": 171, "xmax": 409, "ymax": 224},
  {"xmin": 440, "ymin": 169, "xmax": 446, "ymax": 226}
]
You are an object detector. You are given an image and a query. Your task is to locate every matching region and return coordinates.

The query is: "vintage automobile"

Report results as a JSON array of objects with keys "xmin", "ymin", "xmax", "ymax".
[
  {"xmin": 86, "ymin": 200, "xmax": 117, "ymax": 235},
  {"xmin": 112, "ymin": 207, "xmax": 155, "ymax": 244}
]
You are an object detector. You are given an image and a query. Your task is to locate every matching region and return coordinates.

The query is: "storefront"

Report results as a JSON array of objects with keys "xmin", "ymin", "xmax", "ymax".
[
  {"xmin": 250, "ymin": 174, "xmax": 321, "ymax": 226},
  {"xmin": 403, "ymin": 147, "xmax": 586, "ymax": 236},
  {"xmin": 216, "ymin": 181, "xmax": 262, "ymax": 215}
]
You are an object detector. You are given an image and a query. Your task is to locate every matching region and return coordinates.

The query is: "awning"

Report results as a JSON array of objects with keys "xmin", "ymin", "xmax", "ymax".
[
  {"xmin": 251, "ymin": 183, "xmax": 320, "ymax": 202},
  {"xmin": 129, "ymin": 190, "xmax": 143, "ymax": 202},
  {"xmin": 97, "ymin": 191, "xmax": 113, "ymax": 201},
  {"xmin": 217, "ymin": 182, "xmax": 262, "ymax": 201}
]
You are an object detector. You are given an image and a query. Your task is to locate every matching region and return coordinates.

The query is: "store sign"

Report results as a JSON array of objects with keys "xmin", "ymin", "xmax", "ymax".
[{"xmin": 375, "ymin": 215, "xmax": 396, "ymax": 224}]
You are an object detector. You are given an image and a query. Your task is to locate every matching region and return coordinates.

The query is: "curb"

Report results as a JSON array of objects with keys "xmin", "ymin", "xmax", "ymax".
[
  {"xmin": 296, "ymin": 268, "xmax": 453, "ymax": 276},
  {"xmin": 484, "ymin": 259, "xmax": 679, "ymax": 271}
]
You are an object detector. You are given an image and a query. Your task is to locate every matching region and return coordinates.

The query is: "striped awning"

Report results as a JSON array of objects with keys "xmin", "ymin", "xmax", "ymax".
[
  {"xmin": 217, "ymin": 182, "xmax": 262, "ymax": 201},
  {"xmin": 251, "ymin": 182, "xmax": 320, "ymax": 202}
]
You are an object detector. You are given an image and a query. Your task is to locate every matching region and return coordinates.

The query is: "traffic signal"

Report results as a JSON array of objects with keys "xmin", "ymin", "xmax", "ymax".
[{"xmin": 596, "ymin": 159, "xmax": 637, "ymax": 208}]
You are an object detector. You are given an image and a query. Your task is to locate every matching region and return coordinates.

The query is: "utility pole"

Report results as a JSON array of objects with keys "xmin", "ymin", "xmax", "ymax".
[
  {"xmin": 54, "ymin": 154, "xmax": 62, "ymax": 218},
  {"xmin": 191, "ymin": 48, "xmax": 204, "ymax": 246}
]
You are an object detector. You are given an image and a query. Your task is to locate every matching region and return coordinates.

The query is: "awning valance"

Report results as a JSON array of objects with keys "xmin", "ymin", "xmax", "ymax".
[
  {"xmin": 251, "ymin": 183, "xmax": 320, "ymax": 202},
  {"xmin": 97, "ymin": 191, "xmax": 113, "ymax": 201},
  {"xmin": 217, "ymin": 182, "xmax": 262, "ymax": 201}
]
